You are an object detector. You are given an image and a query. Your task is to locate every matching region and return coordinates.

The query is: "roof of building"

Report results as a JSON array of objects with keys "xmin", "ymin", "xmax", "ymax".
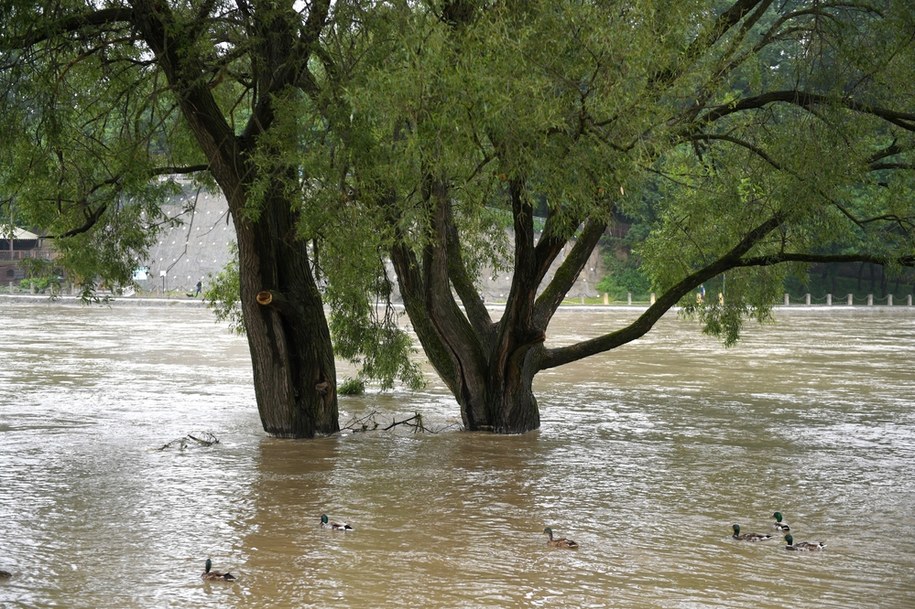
[{"xmin": 8, "ymin": 228, "xmax": 40, "ymax": 240}]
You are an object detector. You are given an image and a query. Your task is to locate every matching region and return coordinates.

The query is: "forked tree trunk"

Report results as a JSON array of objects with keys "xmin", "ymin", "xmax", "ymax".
[
  {"xmin": 438, "ymin": 335, "xmax": 543, "ymax": 433},
  {"xmin": 418, "ymin": 340, "xmax": 543, "ymax": 433},
  {"xmin": 483, "ymin": 345, "xmax": 542, "ymax": 433},
  {"xmin": 389, "ymin": 177, "xmax": 597, "ymax": 435},
  {"xmin": 392, "ymin": 235, "xmax": 547, "ymax": 433}
]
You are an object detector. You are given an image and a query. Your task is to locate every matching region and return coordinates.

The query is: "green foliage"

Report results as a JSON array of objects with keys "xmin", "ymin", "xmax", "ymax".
[
  {"xmin": 338, "ymin": 377, "xmax": 366, "ymax": 396},
  {"xmin": 0, "ymin": 1, "xmax": 202, "ymax": 296},
  {"xmin": 3, "ymin": 0, "xmax": 914, "ymax": 395},
  {"xmin": 320, "ymin": 0, "xmax": 914, "ymax": 360},
  {"xmin": 17, "ymin": 257, "xmax": 61, "ymax": 295},
  {"xmin": 326, "ymin": 286, "xmax": 426, "ymax": 392},
  {"xmin": 204, "ymin": 242, "xmax": 244, "ymax": 335},
  {"xmin": 596, "ymin": 260, "xmax": 651, "ymax": 301},
  {"xmin": 679, "ymin": 268, "xmax": 782, "ymax": 346}
]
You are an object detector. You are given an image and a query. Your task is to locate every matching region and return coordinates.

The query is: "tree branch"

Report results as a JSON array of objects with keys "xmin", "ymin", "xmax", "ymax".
[
  {"xmin": 0, "ymin": 7, "xmax": 134, "ymax": 49},
  {"xmin": 685, "ymin": 133, "xmax": 783, "ymax": 169},
  {"xmin": 737, "ymin": 252, "xmax": 915, "ymax": 268},
  {"xmin": 540, "ymin": 213, "xmax": 785, "ymax": 369},
  {"xmin": 151, "ymin": 163, "xmax": 211, "ymax": 176},
  {"xmin": 534, "ymin": 218, "xmax": 607, "ymax": 327},
  {"xmin": 701, "ymin": 90, "xmax": 915, "ymax": 131},
  {"xmin": 651, "ymin": 0, "xmax": 770, "ymax": 88},
  {"xmin": 444, "ymin": 211, "xmax": 494, "ymax": 337},
  {"xmin": 47, "ymin": 203, "xmax": 108, "ymax": 239}
]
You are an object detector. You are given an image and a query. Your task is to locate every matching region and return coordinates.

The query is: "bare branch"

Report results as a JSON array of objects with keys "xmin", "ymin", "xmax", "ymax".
[{"xmin": 158, "ymin": 431, "xmax": 220, "ymax": 450}]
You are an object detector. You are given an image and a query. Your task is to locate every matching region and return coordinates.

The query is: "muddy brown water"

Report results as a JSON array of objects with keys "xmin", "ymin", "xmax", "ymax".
[{"xmin": 1, "ymin": 301, "xmax": 914, "ymax": 608}]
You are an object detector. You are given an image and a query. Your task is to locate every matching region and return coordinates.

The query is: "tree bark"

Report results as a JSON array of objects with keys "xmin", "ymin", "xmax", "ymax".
[
  {"xmin": 235, "ymin": 194, "xmax": 338, "ymax": 437},
  {"xmin": 390, "ymin": 180, "xmax": 558, "ymax": 433}
]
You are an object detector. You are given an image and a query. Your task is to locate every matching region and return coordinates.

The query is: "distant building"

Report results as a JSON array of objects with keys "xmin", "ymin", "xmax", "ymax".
[{"xmin": 0, "ymin": 227, "xmax": 55, "ymax": 284}]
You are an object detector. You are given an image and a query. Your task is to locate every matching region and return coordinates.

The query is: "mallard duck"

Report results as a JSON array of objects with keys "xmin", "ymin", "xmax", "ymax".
[
  {"xmin": 321, "ymin": 514, "xmax": 353, "ymax": 531},
  {"xmin": 784, "ymin": 534, "xmax": 826, "ymax": 551},
  {"xmin": 543, "ymin": 527, "xmax": 579, "ymax": 549},
  {"xmin": 732, "ymin": 523, "xmax": 772, "ymax": 541},
  {"xmin": 201, "ymin": 558, "xmax": 236, "ymax": 581},
  {"xmin": 772, "ymin": 512, "xmax": 790, "ymax": 532}
]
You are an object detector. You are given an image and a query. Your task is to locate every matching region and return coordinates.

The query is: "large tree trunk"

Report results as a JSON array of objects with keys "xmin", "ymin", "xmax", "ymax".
[
  {"xmin": 482, "ymin": 342, "xmax": 542, "ymax": 433},
  {"xmin": 406, "ymin": 300, "xmax": 543, "ymax": 433},
  {"xmin": 234, "ymin": 193, "xmax": 338, "ymax": 438},
  {"xmin": 450, "ymin": 356, "xmax": 542, "ymax": 433},
  {"xmin": 396, "ymin": 291, "xmax": 543, "ymax": 433},
  {"xmin": 131, "ymin": 0, "xmax": 338, "ymax": 438}
]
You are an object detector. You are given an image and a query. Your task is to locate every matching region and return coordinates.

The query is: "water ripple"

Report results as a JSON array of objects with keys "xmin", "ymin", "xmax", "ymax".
[{"xmin": 1, "ymin": 304, "xmax": 914, "ymax": 608}]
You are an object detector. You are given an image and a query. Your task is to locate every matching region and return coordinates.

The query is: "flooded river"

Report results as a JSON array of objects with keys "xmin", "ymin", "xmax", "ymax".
[{"xmin": 1, "ymin": 300, "xmax": 914, "ymax": 608}]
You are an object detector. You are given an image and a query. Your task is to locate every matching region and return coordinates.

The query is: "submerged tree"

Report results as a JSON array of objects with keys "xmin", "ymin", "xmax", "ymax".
[
  {"xmin": 0, "ymin": 0, "xmax": 394, "ymax": 438},
  {"xmin": 317, "ymin": 1, "xmax": 915, "ymax": 432}
]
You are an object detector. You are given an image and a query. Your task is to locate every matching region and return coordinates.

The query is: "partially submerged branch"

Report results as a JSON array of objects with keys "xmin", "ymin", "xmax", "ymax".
[
  {"xmin": 158, "ymin": 431, "xmax": 220, "ymax": 450},
  {"xmin": 341, "ymin": 410, "xmax": 454, "ymax": 434}
]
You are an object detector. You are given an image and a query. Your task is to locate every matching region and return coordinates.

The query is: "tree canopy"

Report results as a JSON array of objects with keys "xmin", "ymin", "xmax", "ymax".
[
  {"xmin": 305, "ymin": 0, "xmax": 915, "ymax": 431},
  {"xmin": 3, "ymin": 0, "xmax": 342, "ymax": 437}
]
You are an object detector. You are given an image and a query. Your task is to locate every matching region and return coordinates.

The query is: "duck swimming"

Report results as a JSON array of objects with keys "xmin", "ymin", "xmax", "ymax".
[
  {"xmin": 321, "ymin": 514, "xmax": 353, "ymax": 531},
  {"xmin": 201, "ymin": 558, "xmax": 236, "ymax": 581},
  {"xmin": 784, "ymin": 534, "xmax": 826, "ymax": 551},
  {"xmin": 772, "ymin": 512, "xmax": 790, "ymax": 532},
  {"xmin": 732, "ymin": 523, "xmax": 772, "ymax": 541},
  {"xmin": 543, "ymin": 527, "xmax": 579, "ymax": 549}
]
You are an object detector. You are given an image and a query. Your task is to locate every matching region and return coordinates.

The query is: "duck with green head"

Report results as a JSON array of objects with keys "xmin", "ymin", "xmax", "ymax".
[
  {"xmin": 543, "ymin": 527, "xmax": 579, "ymax": 549},
  {"xmin": 784, "ymin": 534, "xmax": 826, "ymax": 551},
  {"xmin": 772, "ymin": 512, "xmax": 790, "ymax": 532},
  {"xmin": 321, "ymin": 514, "xmax": 353, "ymax": 531},
  {"xmin": 732, "ymin": 524, "xmax": 772, "ymax": 541},
  {"xmin": 201, "ymin": 559, "xmax": 236, "ymax": 581}
]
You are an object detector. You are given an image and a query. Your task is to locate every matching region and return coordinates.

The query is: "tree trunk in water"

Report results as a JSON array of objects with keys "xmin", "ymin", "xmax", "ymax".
[
  {"xmin": 430, "ymin": 339, "xmax": 542, "ymax": 434},
  {"xmin": 233, "ymin": 195, "xmax": 339, "ymax": 438},
  {"xmin": 389, "ymin": 177, "xmax": 599, "ymax": 434},
  {"xmin": 483, "ymin": 345, "xmax": 542, "ymax": 433},
  {"xmin": 129, "ymin": 0, "xmax": 338, "ymax": 438}
]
